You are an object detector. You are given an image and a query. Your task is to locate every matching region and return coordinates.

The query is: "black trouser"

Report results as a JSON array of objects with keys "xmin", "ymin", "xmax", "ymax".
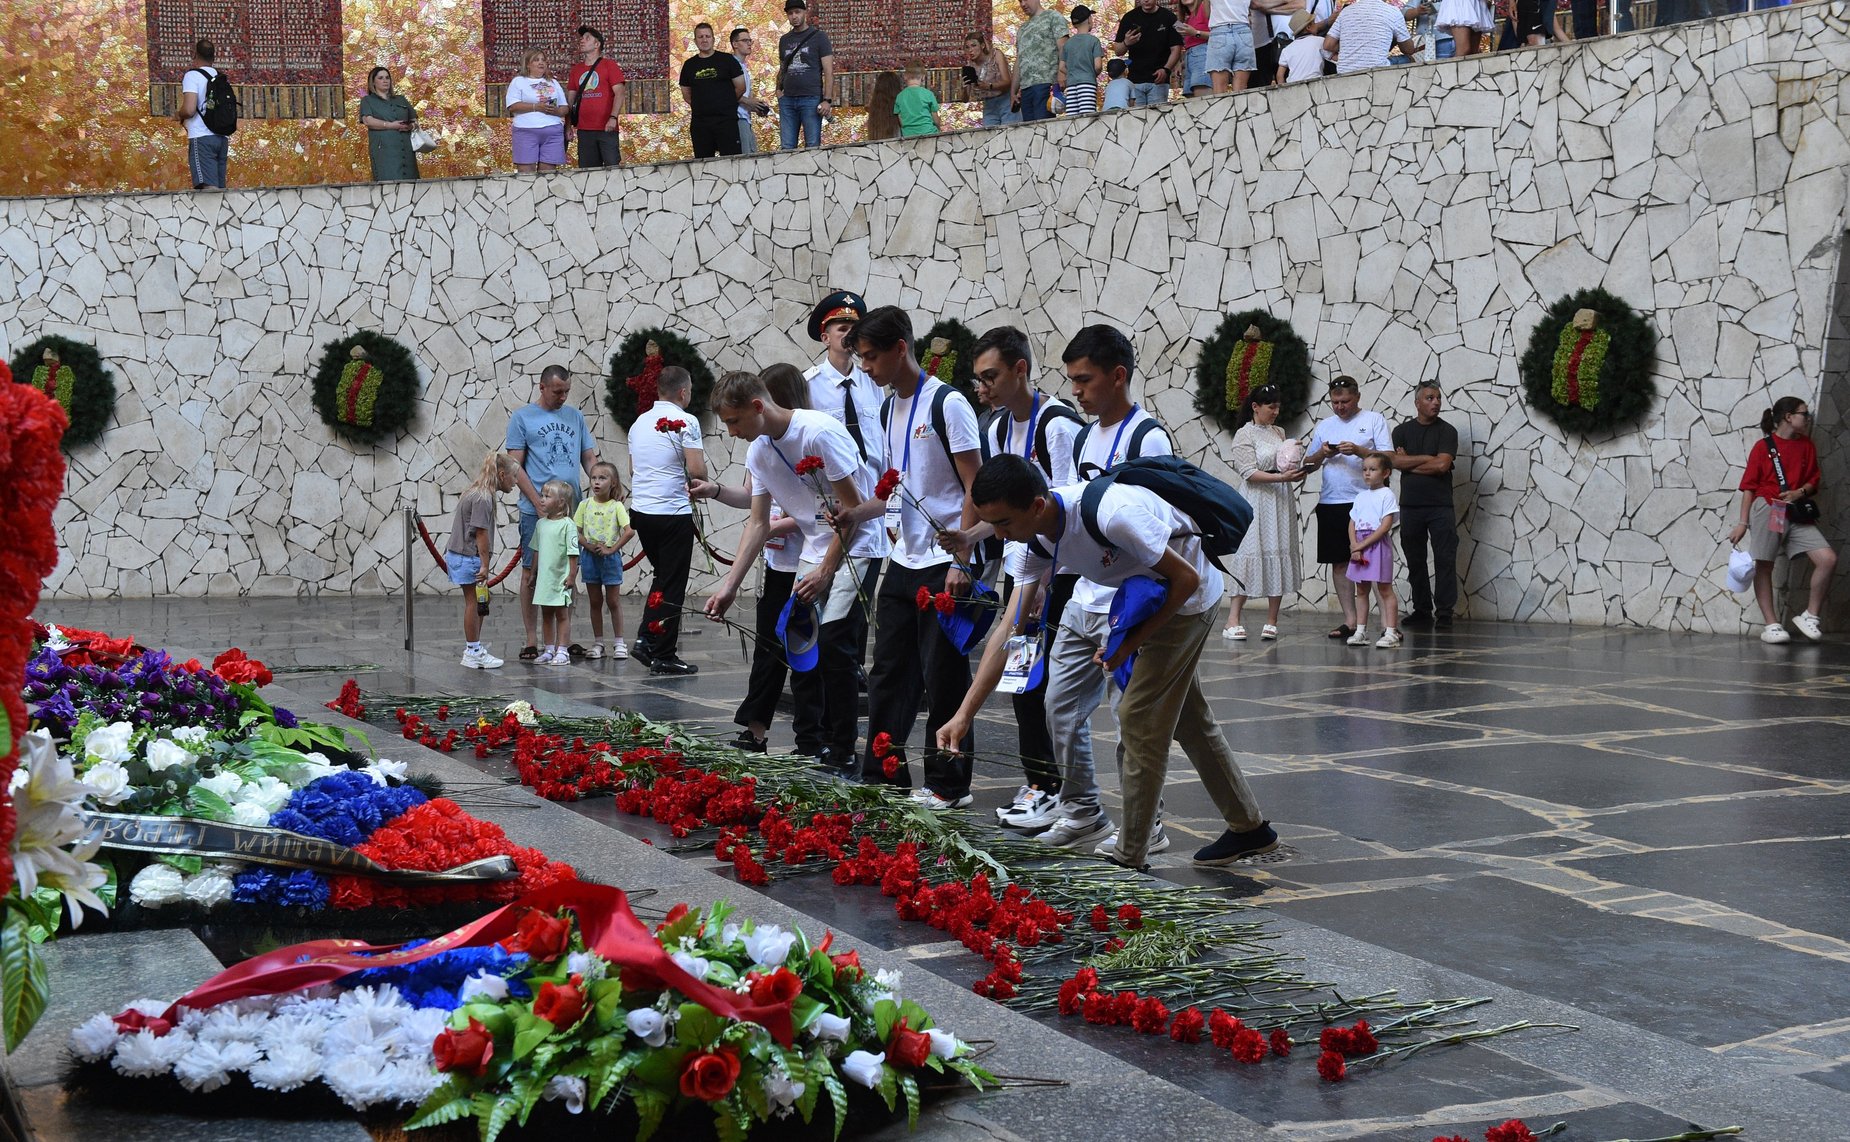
[
  {"xmin": 860, "ymin": 562, "xmax": 973, "ymax": 796},
  {"xmin": 690, "ymin": 115, "xmax": 742, "ymax": 159},
  {"xmin": 1008, "ymin": 572, "xmax": 1075, "ymax": 794},
  {"xmin": 632, "ymin": 511, "xmax": 695, "ymax": 656},
  {"xmin": 577, "ymin": 129, "xmax": 621, "ymax": 167},
  {"xmin": 1252, "ymin": 38, "xmax": 1281, "ymax": 89},
  {"xmin": 1400, "ymin": 505, "xmax": 1459, "ymax": 619},
  {"xmin": 1571, "ymin": 0, "xmax": 1600, "ymax": 36},
  {"xmin": 791, "ymin": 560, "xmax": 880, "ymax": 763},
  {"xmin": 736, "ymin": 567, "xmax": 818, "ymax": 747}
]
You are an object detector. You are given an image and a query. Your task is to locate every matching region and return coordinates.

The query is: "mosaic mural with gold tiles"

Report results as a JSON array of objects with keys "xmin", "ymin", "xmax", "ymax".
[{"xmin": 4, "ymin": 0, "xmax": 1029, "ymax": 197}]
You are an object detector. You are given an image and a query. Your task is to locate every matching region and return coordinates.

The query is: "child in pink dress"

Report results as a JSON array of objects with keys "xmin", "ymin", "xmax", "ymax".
[{"xmin": 1346, "ymin": 454, "xmax": 1402, "ymax": 649}]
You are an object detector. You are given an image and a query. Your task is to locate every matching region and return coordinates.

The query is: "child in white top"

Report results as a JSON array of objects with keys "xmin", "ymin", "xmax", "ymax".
[{"xmin": 1346, "ymin": 454, "xmax": 1402, "ymax": 648}]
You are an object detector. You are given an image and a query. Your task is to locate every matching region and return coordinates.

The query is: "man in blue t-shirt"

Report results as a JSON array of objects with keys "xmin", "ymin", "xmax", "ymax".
[{"xmin": 505, "ymin": 364, "xmax": 598, "ymax": 661}]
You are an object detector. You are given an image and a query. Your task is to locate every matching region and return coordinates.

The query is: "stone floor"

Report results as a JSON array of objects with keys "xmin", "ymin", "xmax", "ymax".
[{"xmin": 32, "ymin": 596, "xmax": 1850, "ymax": 1140}]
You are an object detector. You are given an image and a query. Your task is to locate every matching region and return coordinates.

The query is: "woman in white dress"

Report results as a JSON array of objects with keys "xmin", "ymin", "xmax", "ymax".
[
  {"xmin": 1223, "ymin": 385, "xmax": 1308, "ymax": 641},
  {"xmin": 1436, "ymin": 0, "xmax": 1496, "ymax": 55}
]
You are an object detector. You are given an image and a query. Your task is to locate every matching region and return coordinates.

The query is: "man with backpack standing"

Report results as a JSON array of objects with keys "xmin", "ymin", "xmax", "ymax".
[
  {"xmin": 567, "ymin": 25, "xmax": 626, "ymax": 168},
  {"xmin": 937, "ymin": 451, "xmax": 1278, "ymax": 872},
  {"xmin": 176, "ymin": 38, "xmax": 234, "ymax": 189},
  {"xmin": 777, "ymin": 0, "xmax": 835, "ymax": 150}
]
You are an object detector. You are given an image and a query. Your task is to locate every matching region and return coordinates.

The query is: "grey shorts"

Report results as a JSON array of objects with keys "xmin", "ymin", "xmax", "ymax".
[{"xmin": 1746, "ymin": 498, "xmax": 1831, "ymax": 562}]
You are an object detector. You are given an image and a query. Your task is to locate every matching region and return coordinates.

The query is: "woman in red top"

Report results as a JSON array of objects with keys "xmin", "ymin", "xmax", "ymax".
[{"xmin": 1728, "ymin": 396, "xmax": 1836, "ymax": 643}]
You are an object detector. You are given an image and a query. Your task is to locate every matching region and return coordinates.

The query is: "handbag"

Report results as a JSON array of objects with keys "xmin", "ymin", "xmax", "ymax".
[
  {"xmin": 1763, "ymin": 433, "xmax": 1821, "ymax": 525},
  {"xmin": 408, "ymin": 127, "xmax": 438, "ymax": 154},
  {"xmin": 565, "ymin": 61, "xmax": 599, "ymax": 127}
]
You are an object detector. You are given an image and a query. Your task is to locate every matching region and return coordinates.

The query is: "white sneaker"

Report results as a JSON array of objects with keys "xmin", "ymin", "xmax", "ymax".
[
  {"xmin": 1094, "ymin": 822, "xmax": 1171, "ymax": 857},
  {"xmin": 919, "ymin": 791, "xmax": 975, "ymax": 812},
  {"xmin": 1345, "ymin": 626, "xmax": 1370, "ymax": 646},
  {"xmin": 994, "ymin": 785, "xmax": 1034, "ymax": 823},
  {"xmin": 1761, "ymin": 623, "xmax": 1791, "ymax": 644},
  {"xmin": 999, "ymin": 789, "xmax": 1064, "ymax": 830},
  {"xmin": 1223, "ymin": 625, "xmax": 1246, "ymax": 641},
  {"xmin": 908, "ymin": 787, "xmax": 933, "ymax": 802},
  {"xmin": 1037, "ymin": 811, "xmax": 1113, "ymax": 848},
  {"xmin": 611, "ymin": 638, "xmax": 630, "ymax": 660},
  {"xmin": 1375, "ymin": 629, "xmax": 1403, "ymax": 648},
  {"xmin": 1791, "ymin": 612, "xmax": 1823, "ymax": 641},
  {"xmin": 461, "ymin": 647, "xmax": 504, "ymax": 669}
]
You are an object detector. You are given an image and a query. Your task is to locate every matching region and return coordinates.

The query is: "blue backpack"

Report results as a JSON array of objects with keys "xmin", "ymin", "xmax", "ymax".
[{"xmin": 1074, "ymin": 456, "xmax": 1254, "ymax": 572}]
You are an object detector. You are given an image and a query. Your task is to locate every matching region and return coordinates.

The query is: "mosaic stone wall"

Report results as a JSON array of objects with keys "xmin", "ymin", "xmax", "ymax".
[{"xmin": 5, "ymin": 4, "xmax": 1849, "ymax": 632}]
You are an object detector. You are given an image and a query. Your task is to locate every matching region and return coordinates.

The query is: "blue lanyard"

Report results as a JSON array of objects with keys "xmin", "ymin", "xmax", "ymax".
[
  {"xmin": 1103, "ymin": 405, "xmax": 1139, "ymax": 468},
  {"xmin": 895, "ymin": 374, "xmax": 929, "ymax": 476},
  {"xmin": 1010, "ymin": 394, "xmax": 1042, "ymax": 460},
  {"xmin": 766, "ymin": 433, "xmax": 802, "ymax": 478}
]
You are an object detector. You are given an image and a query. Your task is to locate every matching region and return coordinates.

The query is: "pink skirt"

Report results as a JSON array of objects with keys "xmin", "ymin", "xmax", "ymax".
[{"xmin": 1349, "ymin": 526, "xmax": 1393, "ymax": 584}]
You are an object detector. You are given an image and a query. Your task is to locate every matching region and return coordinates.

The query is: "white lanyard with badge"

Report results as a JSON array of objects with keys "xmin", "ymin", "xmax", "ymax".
[
  {"xmin": 998, "ymin": 493, "xmax": 1062, "ymax": 694},
  {"xmin": 885, "ymin": 375, "xmax": 929, "ymax": 535}
]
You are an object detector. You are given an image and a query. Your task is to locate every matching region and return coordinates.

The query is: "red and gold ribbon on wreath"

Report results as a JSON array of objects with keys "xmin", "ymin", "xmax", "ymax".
[
  {"xmin": 921, "ymin": 336, "xmax": 957, "ymax": 386},
  {"xmin": 1551, "ymin": 308, "xmax": 1609, "ymax": 411},
  {"xmin": 1225, "ymin": 324, "xmax": 1274, "ymax": 411},
  {"xmin": 627, "ymin": 339, "xmax": 664, "ymax": 410},
  {"xmin": 338, "ymin": 344, "xmax": 385, "ymax": 427},
  {"xmin": 30, "ymin": 348, "xmax": 75, "ymax": 415}
]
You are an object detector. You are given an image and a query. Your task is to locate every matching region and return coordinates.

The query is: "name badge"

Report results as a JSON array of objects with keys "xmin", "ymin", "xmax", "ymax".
[
  {"xmin": 884, "ymin": 498, "xmax": 903, "ymax": 532},
  {"xmin": 996, "ymin": 635, "xmax": 1042, "ymax": 694}
]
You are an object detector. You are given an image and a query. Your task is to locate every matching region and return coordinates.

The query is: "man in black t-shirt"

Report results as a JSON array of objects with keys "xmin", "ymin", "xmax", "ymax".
[
  {"xmin": 678, "ymin": 23, "xmax": 747, "ymax": 158},
  {"xmin": 1112, "ymin": 0, "xmax": 1184, "ymax": 108},
  {"xmin": 1380, "ymin": 382, "xmax": 1460, "ymax": 627}
]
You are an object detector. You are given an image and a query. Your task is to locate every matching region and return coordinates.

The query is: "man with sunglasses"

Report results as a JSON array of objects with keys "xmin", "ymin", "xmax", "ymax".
[{"xmin": 1301, "ymin": 376, "xmax": 1392, "ymax": 640}]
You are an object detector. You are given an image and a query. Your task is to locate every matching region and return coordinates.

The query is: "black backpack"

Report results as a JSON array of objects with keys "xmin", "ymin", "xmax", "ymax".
[
  {"xmin": 980, "ymin": 398, "xmax": 1085, "ymax": 480},
  {"xmin": 192, "ymin": 68, "xmax": 239, "ymax": 136},
  {"xmin": 1072, "ymin": 416, "xmax": 1166, "ymax": 479},
  {"xmin": 1046, "ymin": 456, "xmax": 1255, "ymax": 572}
]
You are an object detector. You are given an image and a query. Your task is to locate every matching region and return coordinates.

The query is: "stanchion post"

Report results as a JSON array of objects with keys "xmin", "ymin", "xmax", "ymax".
[{"xmin": 403, "ymin": 507, "xmax": 414, "ymax": 652}]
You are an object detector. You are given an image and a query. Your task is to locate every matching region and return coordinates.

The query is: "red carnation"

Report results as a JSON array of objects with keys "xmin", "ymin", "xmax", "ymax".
[
  {"xmin": 501, "ymin": 909, "xmax": 572, "ymax": 961},
  {"xmin": 881, "ymin": 754, "xmax": 899, "ymax": 778},
  {"xmin": 887, "ymin": 1019, "xmax": 932, "ymax": 1069},
  {"xmin": 1129, "ymin": 996, "xmax": 1170, "ymax": 1035},
  {"xmin": 875, "ymin": 469, "xmax": 901, "ymax": 499},
  {"xmin": 1082, "ymin": 991, "xmax": 1117, "ymax": 1025},
  {"xmin": 871, "ymin": 732, "xmax": 893, "ymax": 758},
  {"xmin": 915, "ymin": 586, "xmax": 932, "ymax": 611},
  {"xmin": 1319, "ymin": 1026, "xmax": 1353, "ymax": 1054},
  {"xmin": 933, "ymin": 591, "xmax": 956, "ymax": 615},
  {"xmin": 656, "ymin": 417, "xmax": 687, "ymax": 434},
  {"xmin": 648, "ymin": 590, "xmax": 665, "ymax": 609},
  {"xmin": 1347, "ymin": 1019, "xmax": 1378, "ymax": 1055},
  {"xmin": 1485, "ymin": 1123, "xmax": 1540, "ymax": 1142},
  {"xmin": 647, "ymin": 620, "xmax": 664, "ymax": 635},
  {"xmin": 679, "ymin": 1047, "xmax": 742, "ymax": 1101},
  {"xmin": 1268, "ymin": 1027, "xmax": 1292, "ymax": 1057},
  {"xmin": 1230, "ymin": 1025, "xmax": 1268, "ymax": 1064},
  {"xmin": 1088, "ymin": 904, "xmax": 1111, "ymax": 932},
  {"xmin": 1434, "ymin": 1136, "xmax": 1471, "ymax": 1142},
  {"xmin": 533, "ymin": 977, "xmax": 587, "ymax": 1028},
  {"xmin": 747, "ymin": 967, "xmax": 803, "ymax": 1005},
  {"xmin": 1169, "ymin": 1006, "xmax": 1205, "ymax": 1043},
  {"xmin": 1317, "ymin": 1049, "xmax": 1347, "ymax": 1082},
  {"xmin": 432, "ymin": 1017, "xmax": 495, "ymax": 1076},
  {"xmin": 1208, "ymin": 1008, "xmax": 1241, "ymax": 1049},
  {"xmin": 794, "ymin": 455, "xmax": 825, "ymax": 476},
  {"xmin": 1116, "ymin": 903, "xmax": 1142, "ymax": 930},
  {"xmin": 211, "ymin": 648, "xmax": 273, "ymax": 687}
]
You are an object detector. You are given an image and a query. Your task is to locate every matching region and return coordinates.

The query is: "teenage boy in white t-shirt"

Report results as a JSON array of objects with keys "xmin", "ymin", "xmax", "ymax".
[
  {"xmin": 937, "ymin": 453, "xmax": 1277, "ymax": 871},
  {"xmin": 829, "ymin": 307, "xmax": 983, "ymax": 808},
  {"xmin": 705, "ymin": 372, "xmax": 888, "ymax": 771}
]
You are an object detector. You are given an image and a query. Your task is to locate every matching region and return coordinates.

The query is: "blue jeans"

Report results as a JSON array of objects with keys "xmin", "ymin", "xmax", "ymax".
[
  {"xmin": 188, "ymin": 134, "xmax": 228, "ymax": 189},
  {"xmin": 778, "ymin": 95, "xmax": 821, "ymax": 149},
  {"xmin": 1130, "ymin": 81, "xmax": 1168, "ymax": 108},
  {"xmin": 1020, "ymin": 82, "xmax": 1054, "ymax": 121},
  {"xmin": 980, "ymin": 93, "xmax": 1020, "ymax": 126}
]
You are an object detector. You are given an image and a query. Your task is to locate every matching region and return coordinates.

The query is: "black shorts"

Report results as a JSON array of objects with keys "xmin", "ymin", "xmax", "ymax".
[{"xmin": 1315, "ymin": 502, "xmax": 1354, "ymax": 564}]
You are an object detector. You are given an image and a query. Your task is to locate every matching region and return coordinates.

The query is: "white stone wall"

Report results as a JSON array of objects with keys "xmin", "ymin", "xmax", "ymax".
[{"xmin": 5, "ymin": 4, "xmax": 1848, "ymax": 631}]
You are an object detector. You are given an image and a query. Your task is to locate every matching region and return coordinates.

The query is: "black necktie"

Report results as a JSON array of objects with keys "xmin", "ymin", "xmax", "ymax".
[{"xmin": 841, "ymin": 378, "xmax": 867, "ymax": 460}]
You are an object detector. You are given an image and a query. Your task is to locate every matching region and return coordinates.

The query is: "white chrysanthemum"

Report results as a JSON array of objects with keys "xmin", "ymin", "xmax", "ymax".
[
  {"xmin": 248, "ymin": 1042, "xmax": 322, "ymax": 1092},
  {"xmin": 394, "ymin": 1008, "xmax": 448, "ymax": 1057},
  {"xmin": 323, "ymin": 1012, "xmax": 402, "ymax": 1059},
  {"xmin": 110, "ymin": 1029, "xmax": 194, "ymax": 1078},
  {"xmin": 173, "ymin": 1039, "xmax": 260, "ymax": 1092},
  {"xmin": 457, "ymin": 972, "xmax": 510, "ymax": 1003},
  {"xmin": 743, "ymin": 924, "xmax": 798, "ymax": 968},
  {"xmin": 543, "ymin": 1074, "xmax": 587, "ymax": 1114},
  {"xmin": 196, "ymin": 1007, "xmax": 268, "ymax": 1045},
  {"xmin": 322, "ymin": 1051, "xmax": 400, "ymax": 1110},
  {"xmin": 182, "ymin": 869, "xmax": 237, "ymax": 911},
  {"xmin": 259, "ymin": 1015, "xmax": 329, "ymax": 1057},
  {"xmin": 83, "ymin": 721, "xmax": 135, "ymax": 764},
  {"xmin": 129, "ymin": 865, "xmax": 186, "ymax": 909},
  {"xmin": 231, "ymin": 801, "xmax": 272, "ymax": 827},
  {"xmin": 69, "ymin": 1013, "xmax": 124, "ymax": 1061},
  {"xmin": 335, "ymin": 985, "xmax": 409, "ymax": 1025},
  {"xmin": 124, "ymin": 998, "xmax": 170, "ymax": 1018},
  {"xmin": 384, "ymin": 1061, "xmax": 445, "ymax": 1105}
]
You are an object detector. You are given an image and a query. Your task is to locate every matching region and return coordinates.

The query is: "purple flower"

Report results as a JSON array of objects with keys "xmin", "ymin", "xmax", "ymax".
[{"xmin": 273, "ymin": 707, "xmax": 298, "ymax": 729}]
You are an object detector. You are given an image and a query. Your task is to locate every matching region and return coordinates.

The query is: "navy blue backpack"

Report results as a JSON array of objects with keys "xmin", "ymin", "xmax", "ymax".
[{"xmin": 1076, "ymin": 456, "xmax": 1254, "ymax": 572}]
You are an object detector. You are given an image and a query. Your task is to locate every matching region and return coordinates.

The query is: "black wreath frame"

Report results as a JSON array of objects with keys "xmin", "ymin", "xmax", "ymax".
[
  {"xmin": 605, "ymin": 328, "xmax": 716, "ymax": 427},
  {"xmin": 310, "ymin": 330, "xmax": 421, "ymax": 445},
  {"xmin": 1192, "ymin": 310, "xmax": 1313, "ymax": 434},
  {"xmin": 921, "ymin": 318, "xmax": 980, "ymax": 406},
  {"xmin": 8, "ymin": 334, "xmax": 118, "ymax": 450},
  {"xmin": 1518, "ymin": 287, "xmax": 1657, "ymax": 434}
]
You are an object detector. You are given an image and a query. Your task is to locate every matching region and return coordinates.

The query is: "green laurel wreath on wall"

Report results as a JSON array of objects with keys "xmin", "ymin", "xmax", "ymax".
[
  {"xmin": 1518, "ymin": 288, "xmax": 1657, "ymax": 434},
  {"xmin": 1192, "ymin": 310, "xmax": 1312, "ymax": 434},
  {"xmin": 310, "ymin": 331, "xmax": 420, "ymax": 445},
  {"xmin": 8, "ymin": 335, "xmax": 117, "ymax": 450}
]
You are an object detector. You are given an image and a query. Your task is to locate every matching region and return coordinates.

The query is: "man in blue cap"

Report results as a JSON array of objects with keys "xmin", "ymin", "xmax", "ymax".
[
  {"xmin": 703, "ymin": 371, "xmax": 887, "ymax": 772},
  {"xmin": 936, "ymin": 453, "xmax": 1277, "ymax": 871}
]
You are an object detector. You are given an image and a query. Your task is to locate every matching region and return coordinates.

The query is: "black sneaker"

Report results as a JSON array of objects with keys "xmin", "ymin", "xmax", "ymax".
[
  {"xmin": 1192, "ymin": 822, "xmax": 1279, "ymax": 867},
  {"xmin": 649, "ymin": 654, "xmax": 699, "ymax": 676},
  {"xmin": 1434, "ymin": 614, "xmax": 1454, "ymax": 628},
  {"xmin": 730, "ymin": 730, "xmax": 767, "ymax": 754},
  {"xmin": 631, "ymin": 641, "xmax": 657, "ymax": 667},
  {"xmin": 1402, "ymin": 612, "xmax": 1433, "ymax": 628}
]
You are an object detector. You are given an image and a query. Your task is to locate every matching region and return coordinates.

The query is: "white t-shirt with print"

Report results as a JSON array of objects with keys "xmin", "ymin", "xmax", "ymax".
[
  {"xmin": 1347, "ymin": 485, "xmax": 1400, "ymax": 531},
  {"xmin": 747, "ymin": 409, "xmax": 889, "ymax": 563},
  {"xmin": 1070, "ymin": 407, "xmax": 1173, "ymax": 613},
  {"xmin": 880, "ymin": 379, "xmax": 981, "ymax": 570},
  {"xmin": 506, "ymin": 76, "xmax": 567, "ymax": 129},
  {"xmin": 628, "ymin": 400, "xmax": 704, "ymax": 515},
  {"xmin": 1007, "ymin": 483, "xmax": 1225, "ymax": 617},
  {"xmin": 1308, "ymin": 409, "xmax": 1393, "ymax": 504},
  {"xmin": 985, "ymin": 396, "xmax": 1084, "ymax": 577},
  {"xmin": 183, "ymin": 67, "xmax": 216, "ymax": 140}
]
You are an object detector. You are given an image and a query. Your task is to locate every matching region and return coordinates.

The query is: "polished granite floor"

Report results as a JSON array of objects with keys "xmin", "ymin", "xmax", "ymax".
[{"xmin": 38, "ymin": 596, "xmax": 1850, "ymax": 1140}]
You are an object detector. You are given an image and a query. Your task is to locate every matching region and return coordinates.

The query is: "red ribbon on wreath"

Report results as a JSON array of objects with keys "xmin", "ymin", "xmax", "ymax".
[{"xmin": 627, "ymin": 339, "xmax": 665, "ymax": 411}]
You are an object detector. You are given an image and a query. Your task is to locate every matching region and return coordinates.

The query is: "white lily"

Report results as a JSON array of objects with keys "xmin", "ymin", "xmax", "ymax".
[{"xmin": 11, "ymin": 731, "xmax": 110, "ymax": 925}]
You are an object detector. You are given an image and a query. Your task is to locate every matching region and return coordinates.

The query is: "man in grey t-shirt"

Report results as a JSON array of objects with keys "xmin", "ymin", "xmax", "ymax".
[{"xmin": 777, "ymin": 0, "xmax": 834, "ymax": 150}]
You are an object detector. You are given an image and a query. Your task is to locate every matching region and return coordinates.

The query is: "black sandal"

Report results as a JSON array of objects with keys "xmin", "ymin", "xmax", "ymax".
[
  {"xmin": 566, "ymin": 643, "xmax": 589, "ymax": 660},
  {"xmin": 1327, "ymin": 625, "xmax": 1353, "ymax": 640},
  {"xmin": 519, "ymin": 645, "xmax": 540, "ymax": 661}
]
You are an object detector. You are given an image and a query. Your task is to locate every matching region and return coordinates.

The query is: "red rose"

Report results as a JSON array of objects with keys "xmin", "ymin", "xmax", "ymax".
[
  {"xmin": 887, "ymin": 1020, "xmax": 932, "ymax": 1069},
  {"xmin": 1316, "ymin": 1049, "xmax": 1347, "ymax": 1082},
  {"xmin": 501, "ymin": 909, "xmax": 572, "ymax": 961},
  {"xmin": 829, "ymin": 949, "xmax": 864, "ymax": 981},
  {"xmin": 533, "ymin": 977, "xmax": 587, "ymax": 1028},
  {"xmin": 433, "ymin": 1017, "xmax": 495, "ymax": 1077},
  {"xmin": 678, "ymin": 1047, "xmax": 742, "ymax": 1101},
  {"xmin": 933, "ymin": 591, "xmax": 956, "ymax": 615},
  {"xmin": 1485, "ymin": 1123, "xmax": 1539, "ymax": 1142},
  {"xmin": 1230, "ymin": 1025, "xmax": 1268, "ymax": 1064},
  {"xmin": 1268, "ymin": 1027, "xmax": 1292, "ymax": 1057},
  {"xmin": 747, "ymin": 966, "xmax": 803, "ymax": 1005}
]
